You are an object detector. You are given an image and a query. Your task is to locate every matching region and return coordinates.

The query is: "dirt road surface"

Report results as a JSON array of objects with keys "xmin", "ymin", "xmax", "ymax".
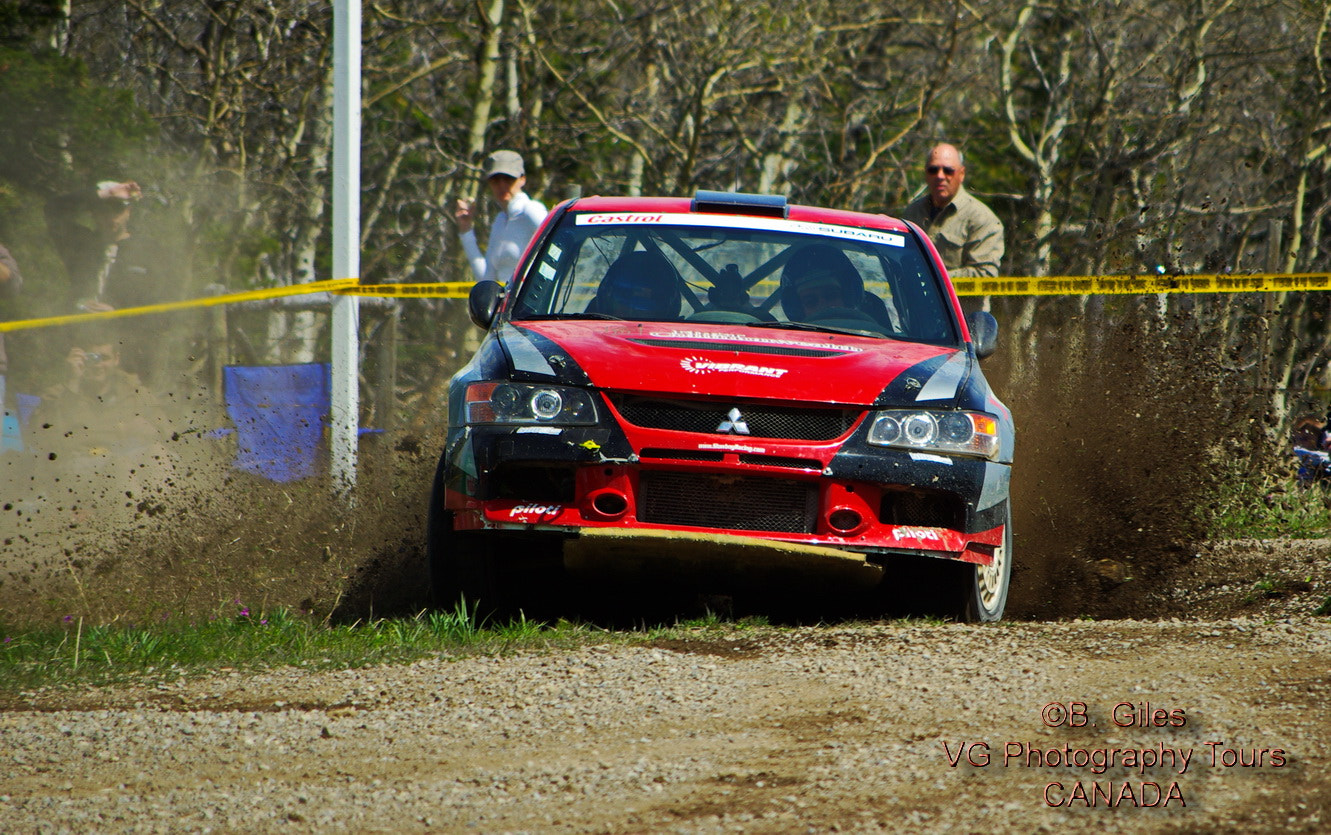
[
  {"xmin": 2, "ymin": 612, "xmax": 1329, "ymax": 834},
  {"xmin": 3, "ymin": 327, "xmax": 1330, "ymax": 832}
]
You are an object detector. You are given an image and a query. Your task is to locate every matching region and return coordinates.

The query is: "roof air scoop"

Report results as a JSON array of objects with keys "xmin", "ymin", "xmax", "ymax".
[{"xmin": 691, "ymin": 190, "xmax": 788, "ymax": 218}]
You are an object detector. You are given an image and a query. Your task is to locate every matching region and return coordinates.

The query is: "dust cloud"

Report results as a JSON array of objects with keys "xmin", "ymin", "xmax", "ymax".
[
  {"xmin": 1, "ymin": 300, "xmax": 1253, "ymax": 628},
  {"xmin": 989, "ymin": 298, "xmax": 1239, "ymax": 619},
  {"xmin": 1, "ymin": 375, "xmax": 439, "ymax": 628}
]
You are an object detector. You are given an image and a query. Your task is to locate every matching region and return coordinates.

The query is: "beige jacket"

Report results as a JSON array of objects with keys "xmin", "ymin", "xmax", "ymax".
[{"xmin": 899, "ymin": 186, "xmax": 1005, "ymax": 278}]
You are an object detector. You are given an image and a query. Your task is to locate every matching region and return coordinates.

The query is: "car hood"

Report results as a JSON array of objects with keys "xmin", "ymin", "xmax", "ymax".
[{"xmin": 508, "ymin": 320, "xmax": 967, "ymax": 407}]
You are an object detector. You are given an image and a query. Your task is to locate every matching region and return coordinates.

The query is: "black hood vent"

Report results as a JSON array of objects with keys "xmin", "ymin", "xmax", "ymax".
[{"xmin": 627, "ymin": 337, "xmax": 847, "ymax": 358}]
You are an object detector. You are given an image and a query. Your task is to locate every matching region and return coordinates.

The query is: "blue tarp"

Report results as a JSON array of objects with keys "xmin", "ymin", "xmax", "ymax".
[
  {"xmin": 224, "ymin": 363, "xmax": 331, "ymax": 482},
  {"xmin": 1, "ymin": 393, "xmax": 43, "ymax": 453}
]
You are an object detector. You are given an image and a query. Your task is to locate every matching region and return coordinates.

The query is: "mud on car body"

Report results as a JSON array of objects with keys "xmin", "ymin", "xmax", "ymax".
[{"xmin": 429, "ymin": 191, "xmax": 1014, "ymax": 621}]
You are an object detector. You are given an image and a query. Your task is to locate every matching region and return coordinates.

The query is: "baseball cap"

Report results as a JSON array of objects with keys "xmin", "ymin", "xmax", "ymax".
[{"xmin": 482, "ymin": 150, "xmax": 525, "ymax": 179}]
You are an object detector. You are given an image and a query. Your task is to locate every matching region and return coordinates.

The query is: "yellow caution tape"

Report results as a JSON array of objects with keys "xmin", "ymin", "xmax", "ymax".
[
  {"xmin": 354, "ymin": 273, "xmax": 1331, "ymax": 300},
  {"xmin": 951, "ymin": 273, "xmax": 1331, "ymax": 297},
  {"xmin": 336, "ymin": 282, "xmax": 475, "ymax": 298},
  {"xmin": 0, "ymin": 278, "xmax": 359, "ymax": 333},
  {"xmin": 6, "ymin": 272, "xmax": 1330, "ymax": 333}
]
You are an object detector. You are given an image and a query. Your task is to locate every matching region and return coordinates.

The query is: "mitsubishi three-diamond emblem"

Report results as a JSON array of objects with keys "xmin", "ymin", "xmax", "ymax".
[{"xmin": 716, "ymin": 407, "xmax": 750, "ymax": 435}]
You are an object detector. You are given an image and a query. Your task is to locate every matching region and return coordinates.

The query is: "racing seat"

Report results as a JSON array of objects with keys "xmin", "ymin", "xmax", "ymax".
[
  {"xmin": 860, "ymin": 291, "xmax": 899, "ymax": 333},
  {"xmin": 587, "ymin": 250, "xmax": 683, "ymax": 320}
]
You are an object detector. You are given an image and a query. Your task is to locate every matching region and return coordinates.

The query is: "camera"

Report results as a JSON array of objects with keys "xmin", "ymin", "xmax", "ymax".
[{"xmin": 83, "ymin": 352, "xmax": 104, "ymax": 363}]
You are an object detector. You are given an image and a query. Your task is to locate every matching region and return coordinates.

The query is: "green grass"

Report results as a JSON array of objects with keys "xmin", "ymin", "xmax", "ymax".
[
  {"xmin": 0, "ymin": 601, "xmax": 810, "ymax": 695},
  {"xmin": 0, "ymin": 601, "xmax": 578, "ymax": 694},
  {"xmin": 0, "ymin": 598, "xmax": 959, "ymax": 695},
  {"xmin": 1200, "ymin": 463, "xmax": 1331, "ymax": 539}
]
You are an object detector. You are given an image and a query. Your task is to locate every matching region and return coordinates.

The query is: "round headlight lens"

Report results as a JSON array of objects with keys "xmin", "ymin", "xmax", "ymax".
[
  {"xmin": 872, "ymin": 415, "xmax": 901, "ymax": 445},
  {"xmin": 492, "ymin": 386, "xmax": 521, "ymax": 420},
  {"xmin": 901, "ymin": 413, "xmax": 937, "ymax": 445},
  {"xmin": 938, "ymin": 412, "xmax": 973, "ymax": 444},
  {"xmin": 530, "ymin": 389, "xmax": 564, "ymax": 420},
  {"xmin": 492, "ymin": 384, "xmax": 521, "ymax": 414}
]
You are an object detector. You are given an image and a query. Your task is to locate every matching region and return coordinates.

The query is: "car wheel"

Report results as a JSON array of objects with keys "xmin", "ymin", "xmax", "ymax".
[
  {"xmin": 874, "ymin": 504, "xmax": 1012, "ymax": 623},
  {"xmin": 961, "ymin": 505, "xmax": 1012, "ymax": 623},
  {"xmin": 426, "ymin": 458, "xmax": 498, "ymax": 619}
]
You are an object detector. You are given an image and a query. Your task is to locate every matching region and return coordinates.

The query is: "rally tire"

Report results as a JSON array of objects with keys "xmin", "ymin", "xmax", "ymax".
[
  {"xmin": 961, "ymin": 505, "xmax": 1012, "ymax": 623},
  {"xmin": 873, "ymin": 503, "xmax": 1012, "ymax": 623},
  {"xmin": 426, "ymin": 459, "xmax": 499, "ymax": 621}
]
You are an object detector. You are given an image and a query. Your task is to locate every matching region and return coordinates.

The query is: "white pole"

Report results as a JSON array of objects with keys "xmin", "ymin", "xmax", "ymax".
[{"xmin": 331, "ymin": 0, "xmax": 361, "ymax": 497}]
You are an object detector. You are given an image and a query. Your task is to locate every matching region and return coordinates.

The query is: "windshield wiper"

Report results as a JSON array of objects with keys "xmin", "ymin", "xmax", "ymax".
[
  {"xmin": 748, "ymin": 320, "xmax": 882, "ymax": 337},
  {"xmin": 520, "ymin": 312, "xmax": 625, "ymax": 321}
]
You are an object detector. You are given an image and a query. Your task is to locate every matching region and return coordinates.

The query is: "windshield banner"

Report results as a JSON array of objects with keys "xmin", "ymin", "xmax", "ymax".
[{"xmin": 575, "ymin": 212, "xmax": 906, "ymax": 248}]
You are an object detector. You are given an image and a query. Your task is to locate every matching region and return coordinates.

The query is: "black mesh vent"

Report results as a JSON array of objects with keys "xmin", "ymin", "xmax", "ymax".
[
  {"xmin": 613, "ymin": 395, "xmax": 858, "ymax": 441},
  {"xmin": 880, "ymin": 490, "xmax": 964, "ymax": 529},
  {"xmin": 737, "ymin": 454, "xmax": 822, "ymax": 470},
  {"xmin": 490, "ymin": 465, "xmax": 576, "ymax": 503},
  {"xmin": 639, "ymin": 471, "xmax": 817, "ymax": 533},
  {"xmin": 627, "ymin": 338, "xmax": 846, "ymax": 358},
  {"xmin": 638, "ymin": 448, "xmax": 726, "ymax": 463}
]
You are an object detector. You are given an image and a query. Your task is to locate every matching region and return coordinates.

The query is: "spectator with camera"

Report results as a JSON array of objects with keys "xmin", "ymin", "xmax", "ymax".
[
  {"xmin": 45, "ymin": 180, "xmax": 172, "ymax": 380},
  {"xmin": 36, "ymin": 332, "xmax": 170, "ymax": 461}
]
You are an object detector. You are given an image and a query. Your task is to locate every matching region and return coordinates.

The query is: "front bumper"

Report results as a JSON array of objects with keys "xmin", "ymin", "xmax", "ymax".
[{"xmin": 444, "ymin": 426, "xmax": 1008, "ymax": 567}]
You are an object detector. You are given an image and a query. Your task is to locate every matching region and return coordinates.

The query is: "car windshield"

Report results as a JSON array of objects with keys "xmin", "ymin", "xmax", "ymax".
[{"xmin": 509, "ymin": 211, "xmax": 958, "ymax": 343}]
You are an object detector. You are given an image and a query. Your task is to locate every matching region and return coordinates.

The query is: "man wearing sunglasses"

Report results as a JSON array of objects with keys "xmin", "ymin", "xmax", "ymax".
[{"xmin": 899, "ymin": 143, "xmax": 1004, "ymax": 278}]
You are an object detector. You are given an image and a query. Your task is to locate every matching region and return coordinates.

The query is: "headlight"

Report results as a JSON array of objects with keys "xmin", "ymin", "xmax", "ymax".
[
  {"xmin": 465, "ymin": 382, "xmax": 598, "ymax": 426},
  {"xmin": 867, "ymin": 410, "xmax": 999, "ymax": 459}
]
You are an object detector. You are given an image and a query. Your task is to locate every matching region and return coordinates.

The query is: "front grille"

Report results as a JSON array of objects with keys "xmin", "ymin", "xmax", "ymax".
[
  {"xmin": 639, "ymin": 471, "xmax": 817, "ymax": 533},
  {"xmin": 613, "ymin": 395, "xmax": 858, "ymax": 440}
]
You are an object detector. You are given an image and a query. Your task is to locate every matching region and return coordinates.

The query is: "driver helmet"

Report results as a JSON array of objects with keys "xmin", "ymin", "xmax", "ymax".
[
  {"xmin": 594, "ymin": 250, "xmax": 682, "ymax": 319},
  {"xmin": 779, "ymin": 244, "xmax": 864, "ymax": 320}
]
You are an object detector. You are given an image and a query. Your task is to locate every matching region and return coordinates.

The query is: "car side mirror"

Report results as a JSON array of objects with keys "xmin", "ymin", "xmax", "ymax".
[
  {"xmin": 468, "ymin": 280, "xmax": 504, "ymax": 329},
  {"xmin": 966, "ymin": 310, "xmax": 999, "ymax": 360}
]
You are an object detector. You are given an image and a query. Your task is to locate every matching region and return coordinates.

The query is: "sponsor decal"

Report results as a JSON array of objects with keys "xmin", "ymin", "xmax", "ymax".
[
  {"xmin": 650, "ymin": 329, "xmax": 864, "ymax": 353},
  {"xmin": 698, "ymin": 442, "xmax": 768, "ymax": 454},
  {"xmin": 580, "ymin": 213, "xmax": 666, "ymax": 224},
  {"xmin": 681, "ymin": 356, "xmax": 789, "ymax": 378},
  {"xmin": 509, "ymin": 504, "xmax": 562, "ymax": 518},
  {"xmin": 574, "ymin": 213, "xmax": 906, "ymax": 248},
  {"xmin": 893, "ymin": 526, "xmax": 942, "ymax": 542}
]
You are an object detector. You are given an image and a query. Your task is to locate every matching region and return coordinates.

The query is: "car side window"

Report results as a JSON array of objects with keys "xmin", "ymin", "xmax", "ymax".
[{"xmin": 876, "ymin": 246, "xmax": 955, "ymax": 343}]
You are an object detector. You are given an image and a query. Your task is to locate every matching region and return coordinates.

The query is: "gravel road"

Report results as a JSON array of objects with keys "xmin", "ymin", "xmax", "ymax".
[{"xmin": 2, "ymin": 615, "xmax": 1329, "ymax": 834}]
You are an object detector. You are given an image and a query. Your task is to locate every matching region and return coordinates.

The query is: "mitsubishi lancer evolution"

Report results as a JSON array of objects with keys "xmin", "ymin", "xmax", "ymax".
[{"xmin": 428, "ymin": 190, "xmax": 1014, "ymax": 621}]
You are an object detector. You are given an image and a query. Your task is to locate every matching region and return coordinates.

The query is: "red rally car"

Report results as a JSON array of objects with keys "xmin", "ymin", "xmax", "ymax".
[{"xmin": 429, "ymin": 191, "xmax": 1014, "ymax": 621}]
